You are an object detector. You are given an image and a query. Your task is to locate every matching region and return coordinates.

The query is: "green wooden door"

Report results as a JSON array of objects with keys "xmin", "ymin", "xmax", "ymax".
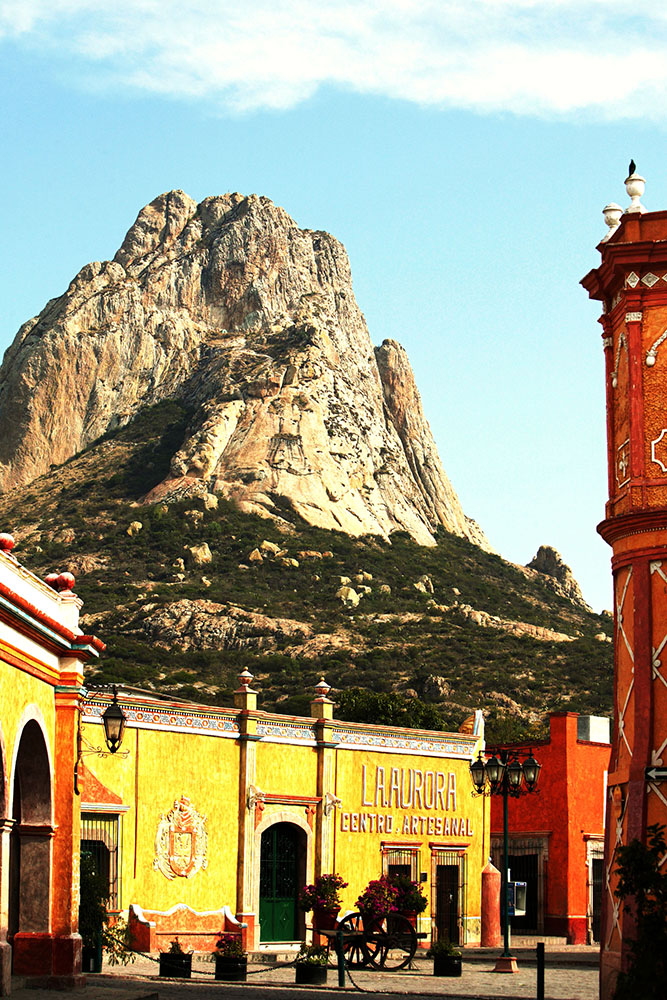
[{"xmin": 259, "ymin": 824, "xmax": 299, "ymax": 942}]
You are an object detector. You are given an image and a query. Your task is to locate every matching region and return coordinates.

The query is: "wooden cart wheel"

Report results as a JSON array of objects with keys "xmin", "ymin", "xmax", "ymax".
[
  {"xmin": 329, "ymin": 912, "xmax": 379, "ymax": 968},
  {"xmin": 366, "ymin": 913, "xmax": 417, "ymax": 970}
]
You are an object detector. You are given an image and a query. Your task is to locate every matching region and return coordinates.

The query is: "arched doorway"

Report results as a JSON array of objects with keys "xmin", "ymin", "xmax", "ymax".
[
  {"xmin": 259, "ymin": 822, "xmax": 306, "ymax": 942},
  {"xmin": 9, "ymin": 719, "xmax": 53, "ymax": 969}
]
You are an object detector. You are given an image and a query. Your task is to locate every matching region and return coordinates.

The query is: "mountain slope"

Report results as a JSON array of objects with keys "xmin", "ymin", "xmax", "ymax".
[{"xmin": 0, "ymin": 402, "xmax": 613, "ymax": 741}]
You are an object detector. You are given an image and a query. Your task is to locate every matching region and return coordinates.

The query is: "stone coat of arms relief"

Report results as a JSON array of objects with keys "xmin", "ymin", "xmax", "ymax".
[{"xmin": 153, "ymin": 795, "xmax": 208, "ymax": 879}]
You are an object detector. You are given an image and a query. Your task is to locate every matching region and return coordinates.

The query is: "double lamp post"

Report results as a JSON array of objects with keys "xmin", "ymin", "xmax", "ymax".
[{"xmin": 469, "ymin": 748, "xmax": 541, "ymax": 972}]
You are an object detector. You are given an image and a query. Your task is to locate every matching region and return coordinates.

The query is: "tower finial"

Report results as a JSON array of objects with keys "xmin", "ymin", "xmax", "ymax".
[{"xmin": 624, "ymin": 163, "xmax": 646, "ymax": 215}]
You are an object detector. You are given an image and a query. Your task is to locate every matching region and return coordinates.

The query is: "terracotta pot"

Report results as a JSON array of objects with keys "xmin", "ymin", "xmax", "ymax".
[
  {"xmin": 312, "ymin": 908, "xmax": 340, "ymax": 932},
  {"xmin": 401, "ymin": 911, "xmax": 418, "ymax": 928}
]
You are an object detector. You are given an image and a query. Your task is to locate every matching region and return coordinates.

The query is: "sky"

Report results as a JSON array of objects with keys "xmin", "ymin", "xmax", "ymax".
[{"xmin": 5, "ymin": 2, "xmax": 667, "ymax": 613}]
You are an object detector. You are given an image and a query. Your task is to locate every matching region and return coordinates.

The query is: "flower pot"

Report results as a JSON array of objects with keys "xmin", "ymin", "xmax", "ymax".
[
  {"xmin": 159, "ymin": 953, "xmax": 192, "ymax": 978},
  {"xmin": 215, "ymin": 955, "xmax": 247, "ymax": 981},
  {"xmin": 401, "ymin": 911, "xmax": 418, "ymax": 929},
  {"xmin": 433, "ymin": 954, "xmax": 462, "ymax": 977},
  {"xmin": 312, "ymin": 909, "xmax": 340, "ymax": 932},
  {"xmin": 81, "ymin": 942, "xmax": 103, "ymax": 973},
  {"xmin": 295, "ymin": 964, "xmax": 328, "ymax": 985}
]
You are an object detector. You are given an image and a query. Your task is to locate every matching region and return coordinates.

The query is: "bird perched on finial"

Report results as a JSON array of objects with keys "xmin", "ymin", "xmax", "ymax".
[{"xmin": 629, "ymin": 159, "xmax": 637, "ymax": 176}]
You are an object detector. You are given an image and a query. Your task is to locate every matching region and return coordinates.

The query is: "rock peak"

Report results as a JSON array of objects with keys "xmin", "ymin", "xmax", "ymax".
[
  {"xmin": 0, "ymin": 192, "xmax": 490, "ymax": 552},
  {"xmin": 526, "ymin": 545, "xmax": 589, "ymax": 609}
]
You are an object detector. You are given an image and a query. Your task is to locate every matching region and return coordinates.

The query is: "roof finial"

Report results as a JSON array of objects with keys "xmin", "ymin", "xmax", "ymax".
[
  {"xmin": 624, "ymin": 161, "xmax": 646, "ymax": 214},
  {"xmin": 601, "ymin": 203, "xmax": 623, "ymax": 242}
]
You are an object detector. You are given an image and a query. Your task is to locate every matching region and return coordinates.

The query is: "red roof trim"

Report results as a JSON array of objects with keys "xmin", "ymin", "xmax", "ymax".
[{"xmin": 0, "ymin": 580, "xmax": 105, "ymax": 653}]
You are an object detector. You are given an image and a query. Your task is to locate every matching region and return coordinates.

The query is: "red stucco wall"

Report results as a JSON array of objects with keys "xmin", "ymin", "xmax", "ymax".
[{"xmin": 489, "ymin": 712, "xmax": 610, "ymax": 944}]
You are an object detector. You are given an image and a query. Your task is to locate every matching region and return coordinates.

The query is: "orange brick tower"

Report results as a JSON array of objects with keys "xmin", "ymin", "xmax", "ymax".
[{"xmin": 582, "ymin": 168, "xmax": 667, "ymax": 998}]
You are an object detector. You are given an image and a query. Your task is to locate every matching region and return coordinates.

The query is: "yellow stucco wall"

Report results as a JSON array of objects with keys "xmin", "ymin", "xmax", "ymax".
[
  {"xmin": 254, "ymin": 741, "xmax": 318, "ymax": 797},
  {"xmin": 84, "ymin": 723, "xmax": 240, "ymax": 914},
  {"xmin": 331, "ymin": 748, "xmax": 487, "ymax": 937},
  {"xmin": 81, "ymin": 710, "xmax": 488, "ymax": 945},
  {"xmin": 0, "ymin": 656, "xmax": 56, "ymax": 788}
]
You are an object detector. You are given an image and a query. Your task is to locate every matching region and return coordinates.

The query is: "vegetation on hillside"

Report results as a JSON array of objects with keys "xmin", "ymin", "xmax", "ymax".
[{"xmin": 0, "ymin": 402, "xmax": 613, "ymax": 743}]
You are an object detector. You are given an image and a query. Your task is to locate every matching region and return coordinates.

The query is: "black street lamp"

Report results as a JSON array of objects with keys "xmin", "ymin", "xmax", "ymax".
[
  {"xmin": 74, "ymin": 684, "xmax": 128, "ymax": 794},
  {"xmin": 101, "ymin": 686, "xmax": 126, "ymax": 754},
  {"xmin": 469, "ymin": 747, "xmax": 541, "ymax": 972}
]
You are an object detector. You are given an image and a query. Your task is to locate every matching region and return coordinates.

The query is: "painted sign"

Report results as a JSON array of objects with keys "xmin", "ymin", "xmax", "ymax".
[{"xmin": 339, "ymin": 765, "xmax": 473, "ymax": 837}]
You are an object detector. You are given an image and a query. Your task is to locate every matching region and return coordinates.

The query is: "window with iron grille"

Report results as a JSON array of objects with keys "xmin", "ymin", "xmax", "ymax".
[
  {"xmin": 381, "ymin": 846, "xmax": 421, "ymax": 881},
  {"xmin": 81, "ymin": 813, "xmax": 121, "ymax": 910}
]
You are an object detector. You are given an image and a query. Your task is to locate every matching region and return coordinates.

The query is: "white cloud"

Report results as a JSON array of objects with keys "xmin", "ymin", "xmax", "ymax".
[{"xmin": 2, "ymin": 0, "xmax": 667, "ymax": 118}]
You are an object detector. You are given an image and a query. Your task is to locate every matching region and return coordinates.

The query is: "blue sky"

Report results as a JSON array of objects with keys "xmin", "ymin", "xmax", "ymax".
[{"xmin": 4, "ymin": 2, "xmax": 667, "ymax": 612}]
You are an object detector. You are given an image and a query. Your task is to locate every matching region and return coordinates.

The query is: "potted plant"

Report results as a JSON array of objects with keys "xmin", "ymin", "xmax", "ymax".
[
  {"xmin": 79, "ymin": 851, "xmax": 106, "ymax": 973},
  {"xmin": 355, "ymin": 875, "xmax": 399, "ymax": 924},
  {"xmin": 299, "ymin": 873, "xmax": 348, "ymax": 931},
  {"xmin": 213, "ymin": 932, "xmax": 247, "ymax": 981},
  {"xmin": 294, "ymin": 943, "xmax": 329, "ymax": 985},
  {"xmin": 427, "ymin": 937, "xmax": 462, "ymax": 977},
  {"xmin": 79, "ymin": 850, "xmax": 135, "ymax": 972},
  {"xmin": 386, "ymin": 874, "xmax": 427, "ymax": 927},
  {"xmin": 159, "ymin": 938, "xmax": 192, "ymax": 978}
]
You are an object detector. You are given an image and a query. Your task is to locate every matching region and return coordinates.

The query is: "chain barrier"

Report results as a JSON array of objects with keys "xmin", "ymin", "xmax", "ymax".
[{"xmin": 104, "ymin": 931, "xmax": 305, "ymax": 980}]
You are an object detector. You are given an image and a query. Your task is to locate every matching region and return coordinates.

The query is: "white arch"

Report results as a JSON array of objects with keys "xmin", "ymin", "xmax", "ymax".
[
  {"xmin": 252, "ymin": 809, "xmax": 314, "ymax": 938},
  {"xmin": 8, "ymin": 705, "xmax": 54, "ymax": 826}
]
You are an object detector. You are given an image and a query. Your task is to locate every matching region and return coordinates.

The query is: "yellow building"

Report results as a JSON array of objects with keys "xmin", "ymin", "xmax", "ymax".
[
  {"xmin": 81, "ymin": 674, "xmax": 489, "ymax": 953},
  {"xmin": 0, "ymin": 533, "xmax": 490, "ymax": 981},
  {"xmin": 0, "ymin": 539, "xmax": 104, "ymax": 988}
]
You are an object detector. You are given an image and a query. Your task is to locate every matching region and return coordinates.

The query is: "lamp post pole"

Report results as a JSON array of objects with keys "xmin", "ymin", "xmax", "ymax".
[
  {"xmin": 469, "ymin": 746, "xmax": 541, "ymax": 974},
  {"xmin": 501, "ymin": 756, "xmax": 511, "ymax": 961}
]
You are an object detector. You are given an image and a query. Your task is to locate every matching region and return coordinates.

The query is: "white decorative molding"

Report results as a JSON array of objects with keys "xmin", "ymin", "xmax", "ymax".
[
  {"xmin": 651, "ymin": 429, "xmax": 667, "ymax": 472},
  {"xmin": 612, "ymin": 332, "xmax": 628, "ymax": 388},
  {"xmin": 616, "ymin": 568, "xmax": 635, "ymax": 762},
  {"xmin": 603, "ymin": 336, "xmax": 613, "ymax": 349},
  {"xmin": 247, "ymin": 784, "xmax": 266, "ymax": 811},
  {"xmin": 616, "ymin": 439, "xmax": 630, "ymax": 487},
  {"xmin": 641, "ymin": 273, "xmax": 659, "ymax": 287},
  {"xmin": 626, "ymin": 271, "xmax": 640, "ymax": 288},
  {"xmin": 605, "ymin": 786, "xmax": 628, "ymax": 950},
  {"xmin": 625, "ymin": 311, "xmax": 643, "ymax": 323},
  {"xmin": 612, "ymin": 290, "xmax": 623, "ymax": 310},
  {"xmin": 646, "ymin": 328, "xmax": 667, "ymax": 367},
  {"xmin": 323, "ymin": 791, "xmax": 342, "ymax": 817}
]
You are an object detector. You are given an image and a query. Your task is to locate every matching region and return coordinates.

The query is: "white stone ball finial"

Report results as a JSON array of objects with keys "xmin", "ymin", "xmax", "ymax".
[
  {"xmin": 601, "ymin": 203, "xmax": 623, "ymax": 241},
  {"xmin": 624, "ymin": 165, "xmax": 646, "ymax": 214}
]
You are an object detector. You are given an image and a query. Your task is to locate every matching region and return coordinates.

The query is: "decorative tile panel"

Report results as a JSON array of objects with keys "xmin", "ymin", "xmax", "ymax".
[
  {"xmin": 82, "ymin": 699, "xmax": 239, "ymax": 736},
  {"xmin": 332, "ymin": 727, "xmax": 475, "ymax": 758}
]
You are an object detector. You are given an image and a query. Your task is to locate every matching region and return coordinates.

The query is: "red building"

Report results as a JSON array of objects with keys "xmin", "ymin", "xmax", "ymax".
[
  {"xmin": 581, "ymin": 172, "xmax": 667, "ymax": 997},
  {"xmin": 489, "ymin": 712, "xmax": 611, "ymax": 945}
]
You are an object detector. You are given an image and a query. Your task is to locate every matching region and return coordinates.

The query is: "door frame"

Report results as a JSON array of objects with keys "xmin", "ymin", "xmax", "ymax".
[{"xmin": 253, "ymin": 811, "xmax": 312, "ymax": 943}]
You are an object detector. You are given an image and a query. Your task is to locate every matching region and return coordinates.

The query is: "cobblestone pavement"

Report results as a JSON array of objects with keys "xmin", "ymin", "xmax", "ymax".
[{"xmin": 12, "ymin": 951, "xmax": 600, "ymax": 1000}]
